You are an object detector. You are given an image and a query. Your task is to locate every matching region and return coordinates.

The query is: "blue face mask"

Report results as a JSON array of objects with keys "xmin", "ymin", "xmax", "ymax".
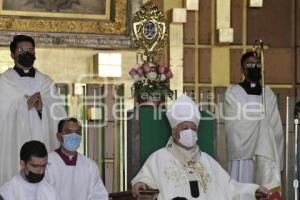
[{"xmin": 62, "ymin": 133, "xmax": 81, "ymax": 152}]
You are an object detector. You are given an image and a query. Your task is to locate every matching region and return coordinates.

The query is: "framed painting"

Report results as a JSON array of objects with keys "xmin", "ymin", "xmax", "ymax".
[
  {"xmin": 0, "ymin": 0, "xmax": 141, "ymax": 49},
  {"xmin": 0, "ymin": 0, "xmax": 110, "ymax": 20}
]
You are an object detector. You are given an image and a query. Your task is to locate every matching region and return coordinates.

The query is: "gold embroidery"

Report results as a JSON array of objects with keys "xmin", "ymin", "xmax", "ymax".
[
  {"xmin": 163, "ymin": 160, "xmax": 187, "ymax": 188},
  {"xmin": 184, "ymin": 161, "xmax": 211, "ymax": 192}
]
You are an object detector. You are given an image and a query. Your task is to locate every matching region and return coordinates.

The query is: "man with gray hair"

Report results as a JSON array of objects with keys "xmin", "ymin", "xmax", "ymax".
[{"xmin": 132, "ymin": 94, "xmax": 269, "ymax": 200}]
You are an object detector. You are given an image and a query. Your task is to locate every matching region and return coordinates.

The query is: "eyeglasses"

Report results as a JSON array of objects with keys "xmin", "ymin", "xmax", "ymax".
[
  {"xmin": 27, "ymin": 162, "xmax": 49, "ymax": 170},
  {"xmin": 15, "ymin": 47, "xmax": 35, "ymax": 54},
  {"xmin": 245, "ymin": 63, "xmax": 261, "ymax": 69}
]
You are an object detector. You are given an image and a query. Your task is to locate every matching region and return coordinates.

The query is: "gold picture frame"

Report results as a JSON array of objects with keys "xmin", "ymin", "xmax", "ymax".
[
  {"xmin": 0, "ymin": 0, "xmax": 111, "ymax": 20},
  {"xmin": 0, "ymin": 0, "xmax": 140, "ymax": 49}
]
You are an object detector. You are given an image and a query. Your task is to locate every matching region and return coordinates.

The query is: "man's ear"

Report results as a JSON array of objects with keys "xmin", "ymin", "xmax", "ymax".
[
  {"xmin": 20, "ymin": 160, "xmax": 25, "ymax": 170},
  {"xmin": 172, "ymin": 127, "xmax": 180, "ymax": 140},
  {"xmin": 11, "ymin": 53, "xmax": 16, "ymax": 60},
  {"xmin": 57, "ymin": 132, "xmax": 63, "ymax": 143},
  {"xmin": 241, "ymin": 67, "xmax": 246, "ymax": 75}
]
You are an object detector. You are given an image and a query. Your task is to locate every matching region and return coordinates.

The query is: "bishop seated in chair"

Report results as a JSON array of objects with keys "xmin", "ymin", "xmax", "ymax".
[{"xmin": 131, "ymin": 94, "xmax": 270, "ymax": 200}]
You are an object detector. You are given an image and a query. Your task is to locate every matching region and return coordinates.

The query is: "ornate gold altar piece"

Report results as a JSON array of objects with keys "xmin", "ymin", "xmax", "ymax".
[
  {"xmin": 129, "ymin": 1, "xmax": 172, "ymax": 105},
  {"xmin": 131, "ymin": 1, "xmax": 167, "ymax": 63}
]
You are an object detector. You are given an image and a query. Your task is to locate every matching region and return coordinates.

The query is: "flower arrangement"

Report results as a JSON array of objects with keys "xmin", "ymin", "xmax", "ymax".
[{"xmin": 129, "ymin": 63, "xmax": 174, "ymax": 103}]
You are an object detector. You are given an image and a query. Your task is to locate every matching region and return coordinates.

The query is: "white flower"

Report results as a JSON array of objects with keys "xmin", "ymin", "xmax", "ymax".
[
  {"xmin": 146, "ymin": 71, "xmax": 158, "ymax": 81},
  {"xmin": 160, "ymin": 74, "xmax": 167, "ymax": 81},
  {"xmin": 133, "ymin": 74, "xmax": 140, "ymax": 82}
]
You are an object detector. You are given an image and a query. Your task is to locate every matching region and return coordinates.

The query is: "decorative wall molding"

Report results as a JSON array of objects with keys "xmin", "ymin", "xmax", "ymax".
[{"xmin": 0, "ymin": 31, "xmax": 133, "ymax": 49}]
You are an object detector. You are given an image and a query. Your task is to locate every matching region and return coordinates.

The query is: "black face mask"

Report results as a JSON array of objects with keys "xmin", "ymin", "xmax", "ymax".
[
  {"xmin": 246, "ymin": 68, "xmax": 261, "ymax": 83},
  {"xmin": 25, "ymin": 171, "xmax": 45, "ymax": 183},
  {"xmin": 17, "ymin": 52, "xmax": 36, "ymax": 68}
]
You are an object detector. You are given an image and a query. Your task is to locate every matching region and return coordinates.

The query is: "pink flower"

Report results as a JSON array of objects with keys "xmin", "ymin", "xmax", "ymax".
[
  {"xmin": 165, "ymin": 68, "xmax": 173, "ymax": 79},
  {"xmin": 129, "ymin": 68, "xmax": 138, "ymax": 77},
  {"xmin": 158, "ymin": 65, "xmax": 166, "ymax": 74},
  {"xmin": 137, "ymin": 66, "xmax": 144, "ymax": 75},
  {"xmin": 143, "ymin": 63, "xmax": 151, "ymax": 73}
]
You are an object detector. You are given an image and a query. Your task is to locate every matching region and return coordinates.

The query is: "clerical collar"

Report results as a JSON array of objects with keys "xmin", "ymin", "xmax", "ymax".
[
  {"xmin": 13, "ymin": 66, "xmax": 36, "ymax": 78},
  {"xmin": 166, "ymin": 137, "xmax": 210, "ymax": 194},
  {"xmin": 239, "ymin": 80, "xmax": 262, "ymax": 95},
  {"xmin": 55, "ymin": 148, "xmax": 77, "ymax": 166},
  {"xmin": 166, "ymin": 137, "xmax": 201, "ymax": 165}
]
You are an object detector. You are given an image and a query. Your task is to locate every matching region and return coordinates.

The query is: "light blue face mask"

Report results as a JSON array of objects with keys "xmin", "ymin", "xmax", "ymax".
[{"xmin": 62, "ymin": 133, "xmax": 81, "ymax": 152}]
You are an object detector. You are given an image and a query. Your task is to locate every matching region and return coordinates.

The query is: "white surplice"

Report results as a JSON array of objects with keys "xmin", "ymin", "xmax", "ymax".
[
  {"xmin": 0, "ymin": 68, "xmax": 67, "ymax": 185},
  {"xmin": 0, "ymin": 173, "xmax": 59, "ymax": 200},
  {"xmin": 224, "ymin": 85, "xmax": 283, "ymax": 188},
  {"xmin": 132, "ymin": 138, "xmax": 259, "ymax": 200},
  {"xmin": 46, "ymin": 151, "xmax": 108, "ymax": 200}
]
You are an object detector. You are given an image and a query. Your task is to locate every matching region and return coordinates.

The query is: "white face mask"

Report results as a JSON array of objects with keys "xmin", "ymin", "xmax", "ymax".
[{"xmin": 179, "ymin": 129, "xmax": 198, "ymax": 147}]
